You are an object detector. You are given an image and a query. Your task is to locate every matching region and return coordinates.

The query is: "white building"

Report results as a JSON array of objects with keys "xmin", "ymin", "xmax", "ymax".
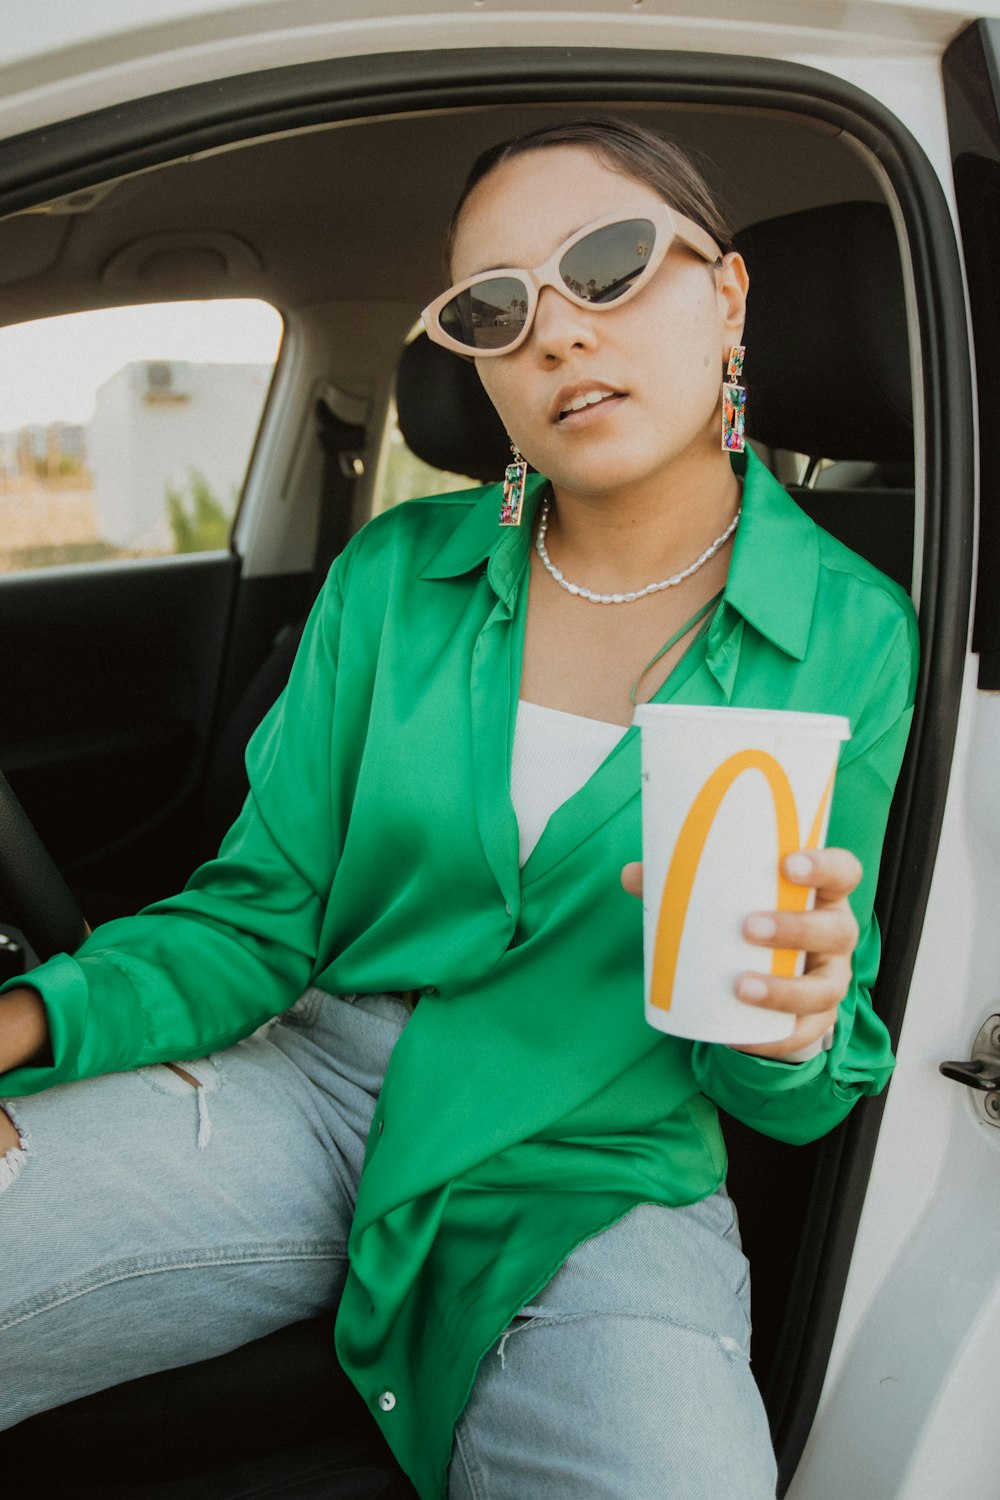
[{"xmin": 88, "ymin": 360, "xmax": 272, "ymax": 550}]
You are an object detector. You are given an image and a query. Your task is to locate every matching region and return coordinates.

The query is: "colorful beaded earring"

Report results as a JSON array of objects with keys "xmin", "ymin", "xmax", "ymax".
[
  {"xmin": 499, "ymin": 443, "xmax": 528, "ymax": 527},
  {"xmin": 722, "ymin": 345, "xmax": 747, "ymax": 454}
]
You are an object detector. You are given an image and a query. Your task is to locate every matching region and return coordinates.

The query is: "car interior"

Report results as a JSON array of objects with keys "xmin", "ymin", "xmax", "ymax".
[{"xmin": 0, "ymin": 92, "xmax": 925, "ymax": 1498}]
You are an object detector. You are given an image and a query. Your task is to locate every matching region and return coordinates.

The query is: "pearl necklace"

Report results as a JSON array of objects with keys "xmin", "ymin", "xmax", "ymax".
[{"xmin": 534, "ymin": 499, "xmax": 741, "ymax": 604}]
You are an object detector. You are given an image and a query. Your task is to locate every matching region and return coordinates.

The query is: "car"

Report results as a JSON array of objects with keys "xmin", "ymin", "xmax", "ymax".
[{"xmin": 0, "ymin": 2, "xmax": 998, "ymax": 1495}]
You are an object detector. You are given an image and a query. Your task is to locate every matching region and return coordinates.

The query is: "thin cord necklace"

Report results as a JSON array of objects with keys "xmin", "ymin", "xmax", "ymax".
[{"xmin": 534, "ymin": 498, "xmax": 741, "ymax": 605}]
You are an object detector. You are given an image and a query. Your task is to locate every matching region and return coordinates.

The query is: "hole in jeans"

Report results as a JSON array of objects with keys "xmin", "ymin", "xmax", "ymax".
[
  {"xmin": 165, "ymin": 1063, "xmax": 202, "ymax": 1088},
  {"xmin": 0, "ymin": 1103, "xmax": 28, "ymax": 1191},
  {"xmin": 136, "ymin": 1058, "xmax": 222, "ymax": 1149},
  {"xmin": 137, "ymin": 1058, "xmax": 221, "ymax": 1096},
  {"xmin": 495, "ymin": 1315, "xmax": 538, "ymax": 1369}
]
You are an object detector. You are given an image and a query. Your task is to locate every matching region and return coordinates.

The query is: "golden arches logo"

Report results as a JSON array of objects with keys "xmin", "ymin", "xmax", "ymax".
[{"xmin": 650, "ymin": 749, "xmax": 836, "ymax": 1012}]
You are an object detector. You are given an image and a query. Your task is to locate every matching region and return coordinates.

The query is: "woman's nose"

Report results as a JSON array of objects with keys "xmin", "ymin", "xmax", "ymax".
[{"xmin": 530, "ymin": 284, "xmax": 599, "ymax": 361}]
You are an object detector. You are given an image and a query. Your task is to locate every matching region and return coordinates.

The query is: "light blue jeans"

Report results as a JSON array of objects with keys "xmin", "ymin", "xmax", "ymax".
[{"xmin": 0, "ymin": 990, "xmax": 776, "ymax": 1498}]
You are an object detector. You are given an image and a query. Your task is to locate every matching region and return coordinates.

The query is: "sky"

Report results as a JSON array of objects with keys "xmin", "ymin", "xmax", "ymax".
[{"xmin": 0, "ymin": 298, "xmax": 283, "ymax": 430}]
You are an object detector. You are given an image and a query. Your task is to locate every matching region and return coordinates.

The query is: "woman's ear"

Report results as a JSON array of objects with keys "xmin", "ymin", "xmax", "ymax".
[{"xmin": 715, "ymin": 251, "xmax": 749, "ymax": 352}]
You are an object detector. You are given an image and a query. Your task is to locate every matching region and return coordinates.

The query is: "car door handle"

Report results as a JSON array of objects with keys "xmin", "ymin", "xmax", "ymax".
[{"xmin": 940, "ymin": 1015, "xmax": 1000, "ymax": 1124}]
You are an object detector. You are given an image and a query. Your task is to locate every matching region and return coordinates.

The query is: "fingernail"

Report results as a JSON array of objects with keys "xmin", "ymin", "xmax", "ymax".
[
  {"xmin": 785, "ymin": 853, "xmax": 812, "ymax": 879},
  {"xmin": 745, "ymin": 914, "xmax": 776, "ymax": 939},
  {"xmin": 737, "ymin": 976, "xmax": 768, "ymax": 1002}
]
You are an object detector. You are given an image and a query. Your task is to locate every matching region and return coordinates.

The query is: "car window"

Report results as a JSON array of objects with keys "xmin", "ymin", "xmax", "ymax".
[{"xmin": 0, "ymin": 298, "xmax": 282, "ymax": 573}]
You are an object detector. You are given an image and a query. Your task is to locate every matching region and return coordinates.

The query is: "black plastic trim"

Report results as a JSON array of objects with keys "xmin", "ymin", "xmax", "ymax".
[
  {"xmin": 0, "ymin": 44, "xmax": 975, "ymax": 1491},
  {"xmin": 944, "ymin": 19, "xmax": 1000, "ymax": 688},
  {"xmin": 0, "ymin": 767, "xmax": 88, "ymax": 960},
  {"xmin": 0, "ymin": 551, "xmax": 240, "ymax": 906}
]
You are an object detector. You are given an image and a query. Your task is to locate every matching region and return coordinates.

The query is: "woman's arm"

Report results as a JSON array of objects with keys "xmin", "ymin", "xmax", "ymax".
[
  {"xmin": 685, "ymin": 698, "xmax": 913, "ymax": 1142},
  {"xmin": 0, "ymin": 546, "xmax": 355, "ymax": 1097},
  {"xmin": 0, "ymin": 985, "xmax": 50, "ymax": 1072},
  {"xmin": 623, "ymin": 595, "xmax": 918, "ymax": 1144}
]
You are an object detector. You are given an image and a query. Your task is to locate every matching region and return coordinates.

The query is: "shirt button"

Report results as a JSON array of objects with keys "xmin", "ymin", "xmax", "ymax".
[
  {"xmin": 377, "ymin": 1119, "xmax": 384, "ymax": 1136},
  {"xmin": 422, "ymin": 985, "xmax": 438, "ymax": 996},
  {"xmin": 505, "ymin": 902, "xmax": 513, "ymax": 916},
  {"xmin": 378, "ymin": 1390, "xmax": 396, "ymax": 1412}
]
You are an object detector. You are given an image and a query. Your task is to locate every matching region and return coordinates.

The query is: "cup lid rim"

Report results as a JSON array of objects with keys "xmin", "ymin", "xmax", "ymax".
[{"xmin": 633, "ymin": 704, "xmax": 851, "ymax": 739}]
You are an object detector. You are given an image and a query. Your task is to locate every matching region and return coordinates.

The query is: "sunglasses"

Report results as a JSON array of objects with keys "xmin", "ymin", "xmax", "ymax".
[{"xmin": 422, "ymin": 205, "xmax": 722, "ymax": 357}]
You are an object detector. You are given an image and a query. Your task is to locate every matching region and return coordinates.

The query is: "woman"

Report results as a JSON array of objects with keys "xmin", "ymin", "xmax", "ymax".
[{"xmin": 0, "ymin": 119, "xmax": 916, "ymax": 1498}]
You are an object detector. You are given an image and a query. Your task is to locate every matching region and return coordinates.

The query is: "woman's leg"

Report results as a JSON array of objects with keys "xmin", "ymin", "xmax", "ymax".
[
  {"xmin": 449, "ymin": 1192, "xmax": 777, "ymax": 1500},
  {"xmin": 0, "ymin": 989, "xmax": 408, "ymax": 1430}
]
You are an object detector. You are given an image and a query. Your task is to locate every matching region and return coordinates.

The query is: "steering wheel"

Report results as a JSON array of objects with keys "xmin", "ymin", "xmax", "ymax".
[{"xmin": 0, "ymin": 768, "xmax": 89, "ymax": 963}]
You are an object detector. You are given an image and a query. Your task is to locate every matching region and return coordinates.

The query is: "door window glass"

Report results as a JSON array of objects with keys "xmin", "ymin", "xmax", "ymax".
[{"xmin": 0, "ymin": 299, "xmax": 282, "ymax": 573}]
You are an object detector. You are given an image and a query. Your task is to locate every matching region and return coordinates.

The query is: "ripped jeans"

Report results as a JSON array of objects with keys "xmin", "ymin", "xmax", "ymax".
[{"xmin": 0, "ymin": 990, "xmax": 776, "ymax": 1499}]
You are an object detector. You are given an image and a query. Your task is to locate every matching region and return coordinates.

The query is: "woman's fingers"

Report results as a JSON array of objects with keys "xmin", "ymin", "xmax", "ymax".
[
  {"xmin": 782, "ymin": 846, "xmax": 862, "ymax": 907},
  {"xmin": 743, "ymin": 904, "xmax": 859, "ymax": 958},
  {"xmin": 618, "ymin": 847, "xmax": 862, "ymax": 1060},
  {"xmin": 734, "ymin": 849, "xmax": 862, "ymax": 1043},
  {"xmin": 734, "ymin": 961, "xmax": 849, "ymax": 1016}
]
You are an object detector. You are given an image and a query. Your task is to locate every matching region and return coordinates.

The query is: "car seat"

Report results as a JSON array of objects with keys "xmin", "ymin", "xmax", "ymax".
[{"xmin": 2, "ymin": 199, "xmax": 914, "ymax": 1499}]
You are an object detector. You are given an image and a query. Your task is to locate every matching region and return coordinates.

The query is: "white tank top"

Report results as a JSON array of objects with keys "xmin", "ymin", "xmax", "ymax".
[{"xmin": 510, "ymin": 700, "xmax": 628, "ymax": 867}]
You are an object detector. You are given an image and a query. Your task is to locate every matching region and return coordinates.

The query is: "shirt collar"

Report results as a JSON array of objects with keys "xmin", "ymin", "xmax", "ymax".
[
  {"xmin": 720, "ymin": 445, "xmax": 818, "ymax": 662},
  {"xmin": 419, "ymin": 472, "xmax": 548, "ymax": 606},
  {"xmin": 419, "ymin": 448, "xmax": 818, "ymax": 658}
]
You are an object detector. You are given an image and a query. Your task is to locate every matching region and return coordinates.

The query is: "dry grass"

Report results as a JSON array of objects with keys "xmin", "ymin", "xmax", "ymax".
[
  {"xmin": 0, "ymin": 476, "xmax": 98, "ymax": 549},
  {"xmin": 0, "ymin": 475, "xmax": 166, "ymax": 571}
]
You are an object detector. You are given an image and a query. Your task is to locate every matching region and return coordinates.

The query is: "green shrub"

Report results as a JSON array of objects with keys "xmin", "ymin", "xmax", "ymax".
[{"xmin": 166, "ymin": 469, "xmax": 234, "ymax": 552}]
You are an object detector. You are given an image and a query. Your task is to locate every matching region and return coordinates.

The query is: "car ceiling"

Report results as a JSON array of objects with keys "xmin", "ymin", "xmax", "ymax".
[{"xmin": 0, "ymin": 102, "xmax": 882, "ymax": 330}]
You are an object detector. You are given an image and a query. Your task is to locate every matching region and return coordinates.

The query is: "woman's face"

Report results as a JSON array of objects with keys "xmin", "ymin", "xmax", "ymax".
[{"xmin": 449, "ymin": 145, "xmax": 749, "ymax": 501}]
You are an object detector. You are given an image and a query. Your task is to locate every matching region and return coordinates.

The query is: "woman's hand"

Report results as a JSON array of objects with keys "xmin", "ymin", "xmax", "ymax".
[
  {"xmin": 0, "ymin": 985, "xmax": 51, "ymax": 1073},
  {"xmin": 620, "ymin": 848, "xmax": 862, "ymax": 1059}
]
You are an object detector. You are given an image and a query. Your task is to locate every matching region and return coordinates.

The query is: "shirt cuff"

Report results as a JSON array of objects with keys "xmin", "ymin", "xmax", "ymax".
[{"xmin": 695, "ymin": 1037, "xmax": 828, "ymax": 1097}]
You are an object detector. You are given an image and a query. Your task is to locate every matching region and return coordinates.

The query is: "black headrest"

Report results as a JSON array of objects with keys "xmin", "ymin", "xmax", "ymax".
[
  {"xmin": 395, "ymin": 338, "xmax": 512, "ymax": 482},
  {"xmin": 736, "ymin": 201, "xmax": 912, "ymax": 461},
  {"xmin": 397, "ymin": 199, "xmax": 913, "ymax": 476}
]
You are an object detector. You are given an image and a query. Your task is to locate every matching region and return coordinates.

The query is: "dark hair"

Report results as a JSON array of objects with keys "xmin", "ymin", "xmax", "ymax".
[{"xmin": 445, "ymin": 116, "xmax": 734, "ymax": 271}]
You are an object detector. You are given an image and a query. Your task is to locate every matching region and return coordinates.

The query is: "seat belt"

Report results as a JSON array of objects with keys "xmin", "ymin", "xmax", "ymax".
[{"xmin": 313, "ymin": 387, "xmax": 368, "ymax": 599}]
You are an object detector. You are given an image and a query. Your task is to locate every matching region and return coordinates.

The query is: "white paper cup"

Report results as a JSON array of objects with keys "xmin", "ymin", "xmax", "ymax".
[{"xmin": 634, "ymin": 705, "xmax": 851, "ymax": 1045}]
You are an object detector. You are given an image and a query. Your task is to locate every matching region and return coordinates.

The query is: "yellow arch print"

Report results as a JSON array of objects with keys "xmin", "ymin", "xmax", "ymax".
[{"xmin": 650, "ymin": 749, "xmax": 836, "ymax": 1011}]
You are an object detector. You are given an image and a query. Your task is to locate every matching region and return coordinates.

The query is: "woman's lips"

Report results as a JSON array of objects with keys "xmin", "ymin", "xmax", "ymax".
[{"xmin": 554, "ymin": 391, "xmax": 627, "ymax": 429}]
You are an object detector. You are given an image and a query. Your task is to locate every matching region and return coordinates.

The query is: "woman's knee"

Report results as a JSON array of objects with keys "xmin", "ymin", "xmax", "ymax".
[{"xmin": 453, "ymin": 1309, "xmax": 776, "ymax": 1499}]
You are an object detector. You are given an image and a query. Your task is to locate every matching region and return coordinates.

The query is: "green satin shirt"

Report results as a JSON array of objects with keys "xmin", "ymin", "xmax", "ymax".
[{"xmin": 1, "ymin": 447, "xmax": 918, "ymax": 1497}]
